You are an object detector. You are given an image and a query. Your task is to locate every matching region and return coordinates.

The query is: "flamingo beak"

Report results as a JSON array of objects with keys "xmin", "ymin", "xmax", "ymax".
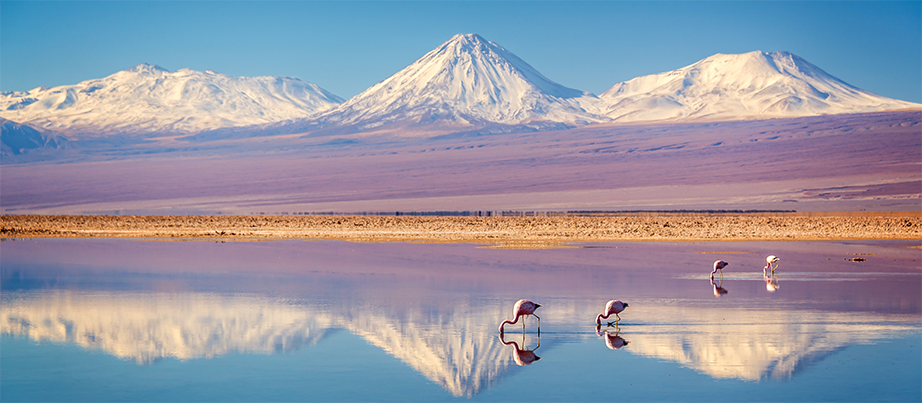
[
  {"xmin": 623, "ymin": 303, "xmax": 629, "ymax": 307},
  {"xmin": 534, "ymin": 304, "xmax": 541, "ymax": 308}
]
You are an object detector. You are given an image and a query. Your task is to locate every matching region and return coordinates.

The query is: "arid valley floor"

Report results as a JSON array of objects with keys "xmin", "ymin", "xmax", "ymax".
[
  {"xmin": 3, "ymin": 212, "xmax": 919, "ymax": 245},
  {"xmin": 2, "ymin": 112, "xmax": 919, "ymax": 215}
]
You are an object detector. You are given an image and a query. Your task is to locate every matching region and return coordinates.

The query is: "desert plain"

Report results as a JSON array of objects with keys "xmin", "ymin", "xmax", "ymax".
[
  {"xmin": 2, "ymin": 112, "xmax": 920, "ymax": 245},
  {"xmin": 2, "ymin": 212, "xmax": 919, "ymax": 245}
]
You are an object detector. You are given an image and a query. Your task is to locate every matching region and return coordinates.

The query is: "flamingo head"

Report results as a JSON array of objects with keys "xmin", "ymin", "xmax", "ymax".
[{"xmin": 622, "ymin": 302, "xmax": 629, "ymax": 308}]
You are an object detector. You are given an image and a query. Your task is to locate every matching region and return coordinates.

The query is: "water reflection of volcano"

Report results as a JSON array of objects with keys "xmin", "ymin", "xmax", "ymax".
[{"xmin": 337, "ymin": 301, "xmax": 525, "ymax": 397}]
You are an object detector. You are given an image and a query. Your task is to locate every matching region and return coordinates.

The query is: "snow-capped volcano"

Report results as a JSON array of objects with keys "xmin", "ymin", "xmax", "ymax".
[
  {"xmin": 314, "ymin": 33, "xmax": 606, "ymax": 131},
  {"xmin": 597, "ymin": 51, "xmax": 919, "ymax": 122},
  {"xmin": 0, "ymin": 64, "xmax": 344, "ymax": 135}
]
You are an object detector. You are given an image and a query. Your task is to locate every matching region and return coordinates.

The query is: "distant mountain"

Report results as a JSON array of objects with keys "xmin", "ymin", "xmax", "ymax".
[
  {"xmin": 2, "ymin": 46, "xmax": 918, "ymax": 144},
  {"xmin": 308, "ymin": 33, "xmax": 606, "ymax": 134},
  {"xmin": 0, "ymin": 118, "xmax": 66, "ymax": 156},
  {"xmin": 0, "ymin": 64, "xmax": 344, "ymax": 136},
  {"xmin": 596, "ymin": 51, "xmax": 919, "ymax": 122}
]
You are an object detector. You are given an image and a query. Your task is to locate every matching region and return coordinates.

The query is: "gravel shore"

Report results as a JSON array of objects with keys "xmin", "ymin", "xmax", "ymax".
[{"xmin": 2, "ymin": 213, "xmax": 919, "ymax": 244}]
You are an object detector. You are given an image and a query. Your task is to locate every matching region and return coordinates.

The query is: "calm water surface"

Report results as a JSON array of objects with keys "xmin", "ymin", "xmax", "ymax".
[{"xmin": 2, "ymin": 238, "xmax": 920, "ymax": 402}]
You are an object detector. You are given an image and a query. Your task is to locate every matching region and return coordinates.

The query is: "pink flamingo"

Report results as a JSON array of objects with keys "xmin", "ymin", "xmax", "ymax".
[
  {"xmin": 764, "ymin": 255, "xmax": 780, "ymax": 276},
  {"xmin": 498, "ymin": 332, "xmax": 541, "ymax": 366},
  {"xmin": 498, "ymin": 299, "xmax": 541, "ymax": 334},
  {"xmin": 596, "ymin": 325, "xmax": 630, "ymax": 349},
  {"xmin": 595, "ymin": 300, "xmax": 629, "ymax": 326},
  {"xmin": 710, "ymin": 260, "xmax": 728, "ymax": 280}
]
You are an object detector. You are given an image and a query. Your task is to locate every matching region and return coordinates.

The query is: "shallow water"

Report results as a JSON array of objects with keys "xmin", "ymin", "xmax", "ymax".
[{"xmin": 2, "ymin": 238, "xmax": 920, "ymax": 401}]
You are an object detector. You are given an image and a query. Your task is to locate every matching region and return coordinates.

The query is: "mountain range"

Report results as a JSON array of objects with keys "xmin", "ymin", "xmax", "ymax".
[
  {"xmin": 1, "ymin": 33, "xmax": 918, "ymax": 142},
  {"xmin": 0, "ymin": 63, "xmax": 343, "ymax": 136}
]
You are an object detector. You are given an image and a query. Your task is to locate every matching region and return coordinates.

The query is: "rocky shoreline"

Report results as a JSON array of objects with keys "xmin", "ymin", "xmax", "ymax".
[{"xmin": 2, "ymin": 213, "xmax": 919, "ymax": 244}]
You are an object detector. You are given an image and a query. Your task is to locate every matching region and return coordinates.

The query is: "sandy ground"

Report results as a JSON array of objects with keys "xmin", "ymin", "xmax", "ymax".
[{"xmin": 2, "ymin": 213, "xmax": 919, "ymax": 245}]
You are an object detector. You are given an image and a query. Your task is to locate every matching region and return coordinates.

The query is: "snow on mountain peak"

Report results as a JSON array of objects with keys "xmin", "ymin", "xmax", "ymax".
[
  {"xmin": 598, "ymin": 50, "xmax": 918, "ymax": 122},
  {"xmin": 318, "ymin": 33, "xmax": 604, "ymax": 128},
  {"xmin": 125, "ymin": 63, "xmax": 170, "ymax": 75},
  {"xmin": 0, "ymin": 66, "xmax": 344, "ymax": 135}
]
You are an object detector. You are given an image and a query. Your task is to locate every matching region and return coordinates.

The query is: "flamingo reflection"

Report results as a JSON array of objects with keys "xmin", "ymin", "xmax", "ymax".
[
  {"xmin": 710, "ymin": 275, "xmax": 729, "ymax": 297},
  {"xmin": 498, "ymin": 299, "xmax": 541, "ymax": 334},
  {"xmin": 595, "ymin": 300, "xmax": 629, "ymax": 327},
  {"xmin": 596, "ymin": 324, "xmax": 630, "ymax": 350},
  {"xmin": 498, "ymin": 331, "xmax": 541, "ymax": 366},
  {"xmin": 764, "ymin": 272, "xmax": 780, "ymax": 292}
]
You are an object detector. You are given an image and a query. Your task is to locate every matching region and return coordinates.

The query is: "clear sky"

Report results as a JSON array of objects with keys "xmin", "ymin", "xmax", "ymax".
[{"xmin": 2, "ymin": 1, "xmax": 920, "ymax": 103}]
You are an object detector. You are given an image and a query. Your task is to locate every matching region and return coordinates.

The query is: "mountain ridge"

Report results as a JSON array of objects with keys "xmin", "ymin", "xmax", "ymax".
[
  {"xmin": 1, "ymin": 37, "xmax": 919, "ymax": 142},
  {"xmin": 596, "ymin": 50, "xmax": 918, "ymax": 122},
  {"xmin": 0, "ymin": 64, "xmax": 344, "ymax": 136}
]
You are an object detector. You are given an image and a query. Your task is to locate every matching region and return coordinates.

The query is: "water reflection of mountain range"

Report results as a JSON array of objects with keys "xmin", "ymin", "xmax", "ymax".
[
  {"xmin": 622, "ymin": 306, "xmax": 919, "ymax": 381},
  {"xmin": 1, "ymin": 291, "xmax": 337, "ymax": 364},
  {"xmin": 2, "ymin": 291, "xmax": 917, "ymax": 396},
  {"xmin": 0, "ymin": 291, "xmax": 524, "ymax": 397}
]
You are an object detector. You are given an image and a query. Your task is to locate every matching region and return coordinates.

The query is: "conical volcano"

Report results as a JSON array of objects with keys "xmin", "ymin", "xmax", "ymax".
[{"xmin": 315, "ymin": 33, "xmax": 606, "ymax": 132}]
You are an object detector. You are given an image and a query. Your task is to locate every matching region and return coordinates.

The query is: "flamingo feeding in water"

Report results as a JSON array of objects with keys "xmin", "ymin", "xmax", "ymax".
[
  {"xmin": 764, "ymin": 255, "xmax": 780, "ymax": 276},
  {"xmin": 498, "ymin": 299, "xmax": 541, "ymax": 334},
  {"xmin": 595, "ymin": 300, "xmax": 629, "ymax": 326},
  {"xmin": 711, "ymin": 260, "xmax": 729, "ymax": 280}
]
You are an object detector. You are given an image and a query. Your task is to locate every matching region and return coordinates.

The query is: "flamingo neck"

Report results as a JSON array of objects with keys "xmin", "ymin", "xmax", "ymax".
[
  {"xmin": 596, "ymin": 313, "xmax": 609, "ymax": 324},
  {"xmin": 499, "ymin": 317, "xmax": 519, "ymax": 332}
]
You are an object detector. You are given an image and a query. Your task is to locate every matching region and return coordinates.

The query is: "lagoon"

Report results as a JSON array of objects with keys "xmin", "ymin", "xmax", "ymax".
[{"xmin": 2, "ymin": 239, "xmax": 920, "ymax": 401}]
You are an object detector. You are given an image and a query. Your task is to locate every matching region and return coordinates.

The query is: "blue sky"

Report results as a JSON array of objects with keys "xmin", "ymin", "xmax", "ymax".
[{"xmin": 2, "ymin": 1, "xmax": 920, "ymax": 103}]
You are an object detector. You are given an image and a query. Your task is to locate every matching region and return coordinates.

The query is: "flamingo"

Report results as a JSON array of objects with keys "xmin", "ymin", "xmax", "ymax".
[
  {"xmin": 764, "ymin": 255, "xmax": 780, "ymax": 276},
  {"xmin": 498, "ymin": 332, "xmax": 541, "ymax": 366},
  {"xmin": 710, "ymin": 260, "xmax": 728, "ymax": 280},
  {"xmin": 595, "ymin": 300, "xmax": 629, "ymax": 326},
  {"xmin": 596, "ymin": 325, "xmax": 630, "ymax": 350},
  {"xmin": 498, "ymin": 299, "xmax": 541, "ymax": 334}
]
